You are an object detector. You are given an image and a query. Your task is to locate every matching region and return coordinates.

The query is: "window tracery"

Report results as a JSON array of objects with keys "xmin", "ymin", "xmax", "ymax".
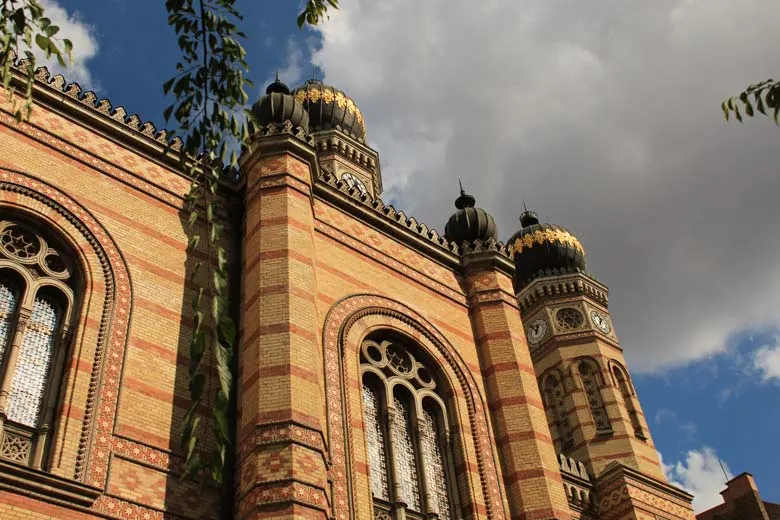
[
  {"xmin": 577, "ymin": 360, "xmax": 612, "ymax": 433},
  {"xmin": 360, "ymin": 336, "xmax": 457, "ymax": 520},
  {"xmin": 543, "ymin": 373, "xmax": 574, "ymax": 450},
  {"xmin": 612, "ymin": 365, "xmax": 644, "ymax": 439},
  {"xmin": 0, "ymin": 219, "xmax": 75, "ymax": 468}
]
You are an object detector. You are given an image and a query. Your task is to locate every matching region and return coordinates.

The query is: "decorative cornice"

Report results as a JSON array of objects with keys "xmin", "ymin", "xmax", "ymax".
[
  {"xmin": 314, "ymin": 169, "xmax": 514, "ymax": 275},
  {"xmin": 313, "ymin": 130, "xmax": 377, "ymax": 172},
  {"xmin": 28, "ymin": 65, "xmax": 183, "ymax": 151},
  {"xmin": 517, "ymin": 271, "xmax": 609, "ymax": 311}
]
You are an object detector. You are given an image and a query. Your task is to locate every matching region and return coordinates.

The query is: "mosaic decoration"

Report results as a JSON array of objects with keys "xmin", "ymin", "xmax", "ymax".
[
  {"xmin": 578, "ymin": 361, "xmax": 611, "ymax": 431},
  {"xmin": 0, "ymin": 283, "xmax": 18, "ymax": 361},
  {"xmin": 420, "ymin": 407, "xmax": 452, "ymax": 520},
  {"xmin": 362, "ymin": 383, "xmax": 390, "ymax": 500},
  {"xmin": 6, "ymin": 296, "xmax": 59, "ymax": 427}
]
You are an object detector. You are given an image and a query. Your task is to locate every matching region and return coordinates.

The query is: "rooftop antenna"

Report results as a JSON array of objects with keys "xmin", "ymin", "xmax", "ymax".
[{"xmin": 718, "ymin": 458, "xmax": 730, "ymax": 483}]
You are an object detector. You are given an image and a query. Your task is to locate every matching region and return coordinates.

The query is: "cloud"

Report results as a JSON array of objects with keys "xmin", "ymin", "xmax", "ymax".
[
  {"xmin": 308, "ymin": 0, "xmax": 780, "ymax": 372},
  {"xmin": 752, "ymin": 336, "xmax": 780, "ymax": 382},
  {"xmin": 31, "ymin": 0, "xmax": 99, "ymax": 87},
  {"xmin": 654, "ymin": 408, "xmax": 697, "ymax": 439},
  {"xmin": 660, "ymin": 447, "xmax": 731, "ymax": 513}
]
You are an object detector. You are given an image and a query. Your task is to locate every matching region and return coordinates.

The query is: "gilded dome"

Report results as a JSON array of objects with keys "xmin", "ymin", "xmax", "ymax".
[
  {"xmin": 291, "ymin": 79, "xmax": 366, "ymax": 140},
  {"xmin": 251, "ymin": 77, "xmax": 309, "ymax": 129},
  {"xmin": 508, "ymin": 210, "xmax": 587, "ymax": 291},
  {"xmin": 444, "ymin": 186, "xmax": 498, "ymax": 245}
]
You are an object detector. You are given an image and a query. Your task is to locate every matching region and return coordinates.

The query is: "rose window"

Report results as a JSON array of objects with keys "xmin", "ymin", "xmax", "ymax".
[{"xmin": 556, "ymin": 308, "xmax": 584, "ymax": 330}]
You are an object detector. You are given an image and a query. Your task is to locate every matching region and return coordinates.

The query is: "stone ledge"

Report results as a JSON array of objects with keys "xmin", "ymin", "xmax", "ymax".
[{"xmin": 0, "ymin": 459, "xmax": 101, "ymax": 509}]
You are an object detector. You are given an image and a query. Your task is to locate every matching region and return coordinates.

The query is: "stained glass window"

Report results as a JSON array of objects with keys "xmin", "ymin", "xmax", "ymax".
[
  {"xmin": 392, "ymin": 396, "xmax": 421, "ymax": 511},
  {"xmin": 363, "ymin": 383, "xmax": 390, "ymax": 500},
  {"xmin": 613, "ymin": 367, "xmax": 644, "ymax": 437},
  {"xmin": 0, "ymin": 219, "xmax": 75, "ymax": 468},
  {"xmin": 0, "ymin": 283, "xmax": 18, "ymax": 361},
  {"xmin": 360, "ymin": 336, "xmax": 458, "ymax": 519},
  {"xmin": 420, "ymin": 406, "xmax": 451, "ymax": 520},
  {"xmin": 6, "ymin": 297, "xmax": 59, "ymax": 427}
]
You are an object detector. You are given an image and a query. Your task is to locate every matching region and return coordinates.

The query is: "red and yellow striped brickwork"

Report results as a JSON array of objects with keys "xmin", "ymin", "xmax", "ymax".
[{"xmin": 0, "ymin": 66, "xmax": 694, "ymax": 520}]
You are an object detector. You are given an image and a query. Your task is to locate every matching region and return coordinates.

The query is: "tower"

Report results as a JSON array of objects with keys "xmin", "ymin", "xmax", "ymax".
[
  {"xmin": 508, "ymin": 208, "xmax": 695, "ymax": 519},
  {"xmin": 291, "ymin": 79, "xmax": 382, "ymax": 198}
]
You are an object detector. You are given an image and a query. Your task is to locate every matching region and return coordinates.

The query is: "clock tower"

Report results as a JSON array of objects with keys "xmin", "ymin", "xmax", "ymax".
[{"xmin": 509, "ymin": 209, "xmax": 663, "ymax": 481}]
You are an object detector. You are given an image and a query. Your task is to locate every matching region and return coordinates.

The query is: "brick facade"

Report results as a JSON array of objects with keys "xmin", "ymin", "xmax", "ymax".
[{"xmin": 0, "ymin": 63, "xmax": 701, "ymax": 520}]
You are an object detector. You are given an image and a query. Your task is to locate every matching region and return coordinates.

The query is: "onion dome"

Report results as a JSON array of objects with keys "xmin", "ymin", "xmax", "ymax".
[
  {"xmin": 444, "ymin": 183, "xmax": 498, "ymax": 245},
  {"xmin": 251, "ymin": 75, "xmax": 309, "ymax": 129},
  {"xmin": 508, "ymin": 208, "xmax": 587, "ymax": 290},
  {"xmin": 291, "ymin": 78, "xmax": 366, "ymax": 140}
]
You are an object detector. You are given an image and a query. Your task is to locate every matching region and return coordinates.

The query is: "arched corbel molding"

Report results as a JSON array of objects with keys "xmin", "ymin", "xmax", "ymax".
[
  {"xmin": 322, "ymin": 294, "xmax": 508, "ymax": 520},
  {"xmin": 0, "ymin": 168, "xmax": 132, "ymax": 490}
]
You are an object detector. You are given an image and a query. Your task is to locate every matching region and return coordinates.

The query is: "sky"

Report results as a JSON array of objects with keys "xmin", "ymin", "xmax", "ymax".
[{"xmin": 43, "ymin": 0, "xmax": 780, "ymax": 512}]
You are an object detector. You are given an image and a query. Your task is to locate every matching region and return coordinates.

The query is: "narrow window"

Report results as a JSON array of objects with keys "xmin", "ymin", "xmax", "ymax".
[
  {"xmin": 578, "ymin": 360, "xmax": 612, "ymax": 434},
  {"xmin": 360, "ymin": 336, "xmax": 458, "ymax": 519},
  {"xmin": 0, "ymin": 220, "xmax": 76, "ymax": 468}
]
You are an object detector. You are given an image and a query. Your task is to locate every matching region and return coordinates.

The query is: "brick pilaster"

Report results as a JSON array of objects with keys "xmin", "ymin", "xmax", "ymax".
[
  {"xmin": 236, "ymin": 133, "xmax": 329, "ymax": 520},
  {"xmin": 462, "ymin": 251, "xmax": 571, "ymax": 520}
]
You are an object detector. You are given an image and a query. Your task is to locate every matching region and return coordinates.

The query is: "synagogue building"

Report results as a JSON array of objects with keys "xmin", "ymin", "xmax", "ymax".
[{"xmin": 0, "ymin": 58, "xmax": 771, "ymax": 520}]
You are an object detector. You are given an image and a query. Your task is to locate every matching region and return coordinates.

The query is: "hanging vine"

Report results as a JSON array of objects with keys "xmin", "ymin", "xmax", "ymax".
[
  {"xmin": 0, "ymin": 0, "xmax": 72, "ymax": 120},
  {"xmin": 722, "ymin": 79, "xmax": 780, "ymax": 124},
  {"xmin": 1, "ymin": 0, "xmax": 342, "ymax": 488}
]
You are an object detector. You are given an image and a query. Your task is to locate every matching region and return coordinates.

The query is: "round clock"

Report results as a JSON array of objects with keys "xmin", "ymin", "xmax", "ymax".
[
  {"xmin": 590, "ymin": 310, "xmax": 611, "ymax": 334},
  {"xmin": 526, "ymin": 319, "xmax": 548, "ymax": 345}
]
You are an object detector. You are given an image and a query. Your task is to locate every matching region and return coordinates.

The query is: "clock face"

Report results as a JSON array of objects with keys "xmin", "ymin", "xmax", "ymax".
[
  {"xmin": 526, "ymin": 319, "xmax": 548, "ymax": 345},
  {"xmin": 590, "ymin": 310, "xmax": 611, "ymax": 334}
]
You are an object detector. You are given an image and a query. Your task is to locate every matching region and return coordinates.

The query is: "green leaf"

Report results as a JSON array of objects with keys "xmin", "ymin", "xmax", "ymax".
[
  {"xmin": 189, "ymin": 372, "xmax": 206, "ymax": 401},
  {"xmin": 215, "ymin": 343, "xmax": 232, "ymax": 399},
  {"xmin": 218, "ymin": 315, "xmax": 236, "ymax": 346}
]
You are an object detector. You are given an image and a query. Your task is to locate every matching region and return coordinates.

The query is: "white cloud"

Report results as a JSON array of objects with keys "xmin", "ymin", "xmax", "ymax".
[
  {"xmin": 660, "ymin": 447, "xmax": 731, "ymax": 513},
  {"xmin": 307, "ymin": 0, "xmax": 780, "ymax": 372},
  {"xmin": 31, "ymin": 0, "xmax": 99, "ymax": 87},
  {"xmin": 752, "ymin": 336, "xmax": 780, "ymax": 382}
]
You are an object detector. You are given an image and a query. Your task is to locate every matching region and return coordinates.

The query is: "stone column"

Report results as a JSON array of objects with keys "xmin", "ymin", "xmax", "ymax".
[
  {"xmin": 236, "ymin": 128, "xmax": 329, "ymax": 520},
  {"xmin": 461, "ymin": 247, "xmax": 571, "ymax": 520}
]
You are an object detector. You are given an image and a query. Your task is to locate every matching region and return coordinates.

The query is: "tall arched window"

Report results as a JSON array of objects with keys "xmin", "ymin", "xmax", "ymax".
[
  {"xmin": 612, "ymin": 365, "xmax": 645, "ymax": 439},
  {"xmin": 542, "ymin": 372, "xmax": 574, "ymax": 452},
  {"xmin": 577, "ymin": 359, "xmax": 612, "ymax": 434},
  {"xmin": 360, "ymin": 335, "xmax": 459, "ymax": 520},
  {"xmin": 0, "ymin": 219, "xmax": 76, "ymax": 469}
]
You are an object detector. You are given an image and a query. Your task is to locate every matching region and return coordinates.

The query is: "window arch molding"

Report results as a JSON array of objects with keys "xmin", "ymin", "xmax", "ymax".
[
  {"xmin": 0, "ymin": 170, "xmax": 132, "ymax": 492},
  {"xmin": 323, "ymin": 294, "xmax": 509, "ymax": 520}
]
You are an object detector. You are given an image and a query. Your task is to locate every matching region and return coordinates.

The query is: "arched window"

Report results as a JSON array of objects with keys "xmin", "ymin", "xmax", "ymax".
[
  {"xmin": 542, "ymin": 372, "xmax": 573, "ymax": 451},
  {"xmin": 576, "ymin": 359, "xmax": 612, "ymax": 434},
  {"xmin": 0, "ymin": 219, "xmax": 76, "ymax": 469},
  {"xmin": 612, "ymin": 365, "xmax": 645, "ymax": 439},
  {"xmin": 360, "ymin": 335, "xmax": 459, "ymax": 520}
]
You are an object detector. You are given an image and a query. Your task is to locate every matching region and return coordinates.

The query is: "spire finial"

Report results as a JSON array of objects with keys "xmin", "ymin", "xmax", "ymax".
[
  {"xmin": 454, "ymin": 180, "xmax": 476, "ymax": 210},
  {"xmin": 265, "ymin": 70, "xmax": 290, "ymax": 95},
  {"xmin": 519, "ymin": 201, "xmax": 539, "ymax": 227}
]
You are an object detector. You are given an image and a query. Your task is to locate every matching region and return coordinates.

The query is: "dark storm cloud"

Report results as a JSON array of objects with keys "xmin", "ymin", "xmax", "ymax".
[{"xmin": 309, "ymin": 0, "xmax": 780, "ymax": 371}]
